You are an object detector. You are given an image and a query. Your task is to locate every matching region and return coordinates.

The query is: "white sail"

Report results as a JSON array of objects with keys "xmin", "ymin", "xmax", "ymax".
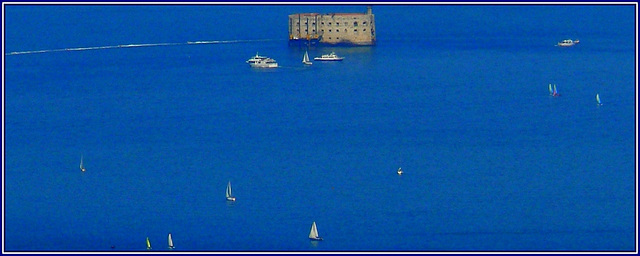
[
  {"xmin": 225, "ymin": 181, "xmax": 236, "ymax": 201},
  {"xmin": 553, "ymin": 84, "xmax": 557, "ymax": 94},
  {"xmin": 303, "ymin": 51, "xmax": 312, "ymax": 65},
  {"xmin": 80, "ymin": 155, "xmax": 86, "ymax": 172},
  {"xmin": 596, "ymin": 93, "xmax": 601, "ymax": 104},
  {"xmin": 168, "ymin": 233, "xmax": 174, "ymax": 249},
  {"xmin": 309, "ymin": 222, "xmax": 319, "ymax": 239},
  {"xmin": 146, "ymin": 237, "xmax": 151, "ymax": 250},
  {"xmin": 548, "ymin": 84, "xmax": 553, "ymax": 95},
  {"xmin": 226, "ymin": 181, "xmax": 232, "ymax": 198}
]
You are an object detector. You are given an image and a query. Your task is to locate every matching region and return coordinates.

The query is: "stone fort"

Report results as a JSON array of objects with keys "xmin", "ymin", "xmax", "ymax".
[{"xmin": 288, "ymin": 6, "xmax": 376, "ymax": 46}]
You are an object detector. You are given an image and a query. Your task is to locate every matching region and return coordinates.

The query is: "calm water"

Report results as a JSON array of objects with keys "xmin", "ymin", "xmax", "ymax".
[{"xmin": 3, "ymin": 4, "xmax": 637, "ymax": 252}]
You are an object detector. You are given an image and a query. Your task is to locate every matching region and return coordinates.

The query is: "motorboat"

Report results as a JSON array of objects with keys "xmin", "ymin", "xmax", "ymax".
[
  {"xmin": 246, "ymin": 53, "xmax": 278, "ymax": 68},
  {"xmin": 314, "ymin": 52, "xmax": 344, "ymax": 61},
  {"xmin": 557, "ymin": 39, "xmax": 579, "ymax": 47}
]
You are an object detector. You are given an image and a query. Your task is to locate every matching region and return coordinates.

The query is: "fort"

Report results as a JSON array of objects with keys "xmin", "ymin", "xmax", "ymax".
[{"xmin": 288, "ymin": 6, "xmax": 376, "ymax": 46}]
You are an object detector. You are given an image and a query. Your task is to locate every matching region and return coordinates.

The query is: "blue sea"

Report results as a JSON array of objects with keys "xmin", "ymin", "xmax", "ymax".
[{"xmin": 2, "ymin": 4, "xmax": 637, "ymax": 252}]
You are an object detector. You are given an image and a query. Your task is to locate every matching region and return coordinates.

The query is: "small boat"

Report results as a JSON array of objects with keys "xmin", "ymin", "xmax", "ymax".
[
  {"xmin": 146, "ymin": 237, "xmax": 151, "ymax": 250},
  {"xmin": 80, "ymin": 155, "xmax": 86, "ymax": 172},
  {"xmin": 303, "ymin": 51, "xmax": 313, "ymax": 65},
  {"xmin": 397, "ymin": 167, "xmax": 403, "ymax": 175},
  {"xmin": 552, "ymin": 84, "xmax": 561, "ymax": 97},
  {"xmin": 596, "ymin": 93, "xmax": 602, "ymax": 105},
  {"xmin": 314, "ymin": 52, "xmax": 344, "ymax": 61},
  {"xmin": 226, "ymin": 181, "xmax": 236, "ymax": 201},
  {"xmin": 557, "ymin": 39, "xmax": 579, "ymax": 47},
  {"xmin": 548, "ymin": 84, "xmax": 554, "ymax": 96},
  {"xmin": 309, "ymin": 221, "xmax": 323, "ymax": 241},
  {"xmin": 246, "ymin": 52, "xmax": 278, "ymax": 68},
  {"xmin": 168, "ymin": 233, "xmax": 174, "ymax": 249}
]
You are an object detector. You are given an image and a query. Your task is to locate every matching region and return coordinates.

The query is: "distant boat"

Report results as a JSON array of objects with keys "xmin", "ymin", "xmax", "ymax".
[
  {"xmin": 548, "ymin": 84, "xmax": 554, "ymax": 96},
  {"xmin": 314, "ymin": 52, "xmax": 344, "ymax": 61},
  {"xmin": 557, "ymin": 39, "xmax": 579, "ymax": 47},
  {"xmin": 146, "ymin": 237, "xmax": 151, "ymax": 250},
  {"xmin": 168, "ymin": 233, "xmax": 174, "ymax": 249},
  {"xmin": 397, "ymin": 167, "xmax": 403, "ymax": 175},
  {"xmin": 246, "ymin": 52, "xmax": 278, "ymax": 68},
  {"xmin": 226, "ymin": 181, "xmax": 236, "ymax": 201},
  {"xmin": 80, "ymin": 155, "xmax": 86, "ymax": 172},
  {"xmin": 309, "ymin": 221, "xmax": 323, "ymax": 241},
  {"xmin": 596, "ymin": 93, "xmax": 602, "ymax": 105},
  {"xmin": 303, "ymin": 51, "xmax": 313, "ymax": 65},
  {"xmin": 552, "ymin": 84, "xmax": 560, "ymax": 97}
]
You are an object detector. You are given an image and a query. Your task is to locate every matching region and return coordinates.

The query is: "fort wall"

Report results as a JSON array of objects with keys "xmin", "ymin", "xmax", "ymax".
[{"xmin": 288, "ymin": 6, "xmax": 376, "ymax": 46}]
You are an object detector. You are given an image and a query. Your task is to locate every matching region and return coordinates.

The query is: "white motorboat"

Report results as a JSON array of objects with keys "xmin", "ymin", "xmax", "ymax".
[
  {"xmin": 556, "ymin": 39, "xmax": 579, "ymax": 47},
  {"xmin": 246, "ymin": 53, "xmax": 278, "ymax": 68},
  {"xmin": 314, "ymin": 52, "xmax": 344, "ymax": 61}
]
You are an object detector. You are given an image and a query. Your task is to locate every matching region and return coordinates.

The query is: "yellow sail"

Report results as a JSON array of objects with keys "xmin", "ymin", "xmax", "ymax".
[{"xmin": 146, "ymin": 237, "xmax": 151, "ymax": 250}]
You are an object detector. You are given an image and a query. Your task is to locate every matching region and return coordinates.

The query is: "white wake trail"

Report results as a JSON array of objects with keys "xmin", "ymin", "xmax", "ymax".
[{"xmin": 5, "ymin": 39, "xmax": 282, "ymax": 56}]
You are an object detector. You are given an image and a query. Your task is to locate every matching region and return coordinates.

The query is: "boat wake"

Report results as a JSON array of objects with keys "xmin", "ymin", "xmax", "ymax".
[{"xmin": 5, "ymin": 38, "xmax": 282, "ymax": 56}]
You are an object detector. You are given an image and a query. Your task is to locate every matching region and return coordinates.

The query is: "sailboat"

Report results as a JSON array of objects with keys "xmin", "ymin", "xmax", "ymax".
[
  {"xmin": 168, "ymin": 233, "xmax": 174, "ymax": 249},
  {"xmin": 79, "ymin": 155, "xmax": 86, "ymax": 172},
  {"xmin": 596, "ymin": 93, "xmax": 602, "ymax": 105},
  {"xmin": 397, "ymin": 167, "xmax": 403, "ymax": 175},
  {"xmin": 552, "ymin": 84, "xmax": 560, "ymax": 97},
  {"xmin": 548, "ymin": 84, "xmax": 554, "ymax": 96},
  {"xmin": 146, "ymin": 237, "xmax": 151, "ymax": 250},
  {"xmin": 226, "ymin": 181, "xmax": 236, "ymax": 201},
  {"xmin": 309, "ymin": 221, "xmax": 323, "ymax": 241},
  {"xmin": 303, "ymin": 51, "xmax": 312, "ymax": 65}
]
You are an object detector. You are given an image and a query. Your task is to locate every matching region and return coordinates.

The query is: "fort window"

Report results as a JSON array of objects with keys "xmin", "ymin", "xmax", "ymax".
[
  {"xmin": 354, "ymin": 29, "xmax": 358, "ymax": 32},
  {"xmin": 329, "ymin": 29, "xmax": 332, "ymax": 32},
  {"xmin": 363, "ymin": 29, "xmax": 366, "ymax": 32},
  {"xmin": 363, "ymin": 21, "xmax": 367, "ymax": 25},
  {"xmin": 329, "ymin": 22, "xmax": 332, "ymax": 26},
  {"xmin": 336, "ymin": 22, "xmax": 340, "ymax": 26},
  {"xmin": 344, "ymin": 29, "xmax": 347, "ymax": 32},
  {"xmin": 354, "ymin": 21, "xmax": 358, "ymax": 26},
  {"xmin": 321, "ymin": 22, "xmax": 324, "ymax": 25}
]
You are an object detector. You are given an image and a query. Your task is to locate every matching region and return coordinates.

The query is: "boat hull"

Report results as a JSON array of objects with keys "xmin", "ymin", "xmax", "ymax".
[
  {"xmin": 309, "ymin": 237, "xmax": 323, "ymax": 241},
  {"xmin": 249, "ymin": 63, "xmax": 278, "ymax": 68},
  {"xmin": 313, "ymin": 58, "xmax": 343, "ymax": 61},
  {"xmin": 226, "ymin": 197, "xmax": 236, "ymax": 201}
]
